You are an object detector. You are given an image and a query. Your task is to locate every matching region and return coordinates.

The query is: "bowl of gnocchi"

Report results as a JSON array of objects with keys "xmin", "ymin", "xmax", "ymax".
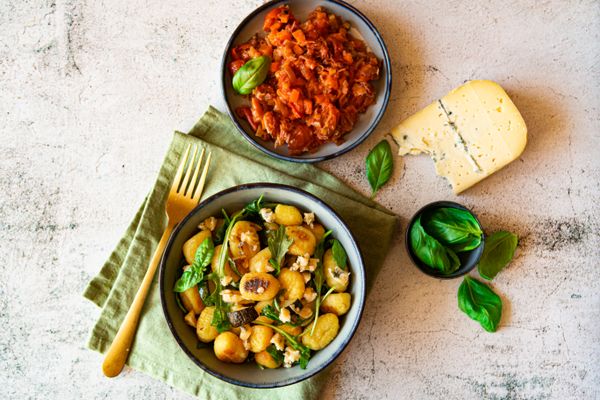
[{"xmin": 159, "ymin": 183, "xmax": 365, "ymax": 388}]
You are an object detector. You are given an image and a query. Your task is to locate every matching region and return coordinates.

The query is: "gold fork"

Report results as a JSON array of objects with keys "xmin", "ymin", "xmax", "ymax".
[{"xmin": 102, "ymin": 144, "xmax": 212, "ymax": 378}]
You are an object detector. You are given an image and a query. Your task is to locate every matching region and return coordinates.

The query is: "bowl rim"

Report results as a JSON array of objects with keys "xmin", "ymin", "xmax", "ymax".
[
  {"xmin": 159, "ymin": 182, "xmax": 367, "ymax": 388},
  {"xmin": 405, "ymin": 201, "xmax": 486, "ymax": 279},
  {"xmin": 220, "ymin": 0, "xmax": 392, "ymax": 163}
]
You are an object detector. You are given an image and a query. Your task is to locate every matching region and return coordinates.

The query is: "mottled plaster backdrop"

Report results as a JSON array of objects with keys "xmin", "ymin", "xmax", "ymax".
[{"xmin": 1, "ymin": 0, "xmax": 599, "ymax": 399}]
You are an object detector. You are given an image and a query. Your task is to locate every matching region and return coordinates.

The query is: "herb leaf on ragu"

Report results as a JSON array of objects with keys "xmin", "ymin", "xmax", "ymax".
[
  {"xmin": 478, "ymin": 231, "xmax": 518, "ymax": 280},
  {"xmin": 365, "ymin": 139, "xmax": 393, "ymax": 198}
]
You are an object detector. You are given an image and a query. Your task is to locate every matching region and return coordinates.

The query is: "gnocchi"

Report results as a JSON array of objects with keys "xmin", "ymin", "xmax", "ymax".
[
  {"xmin": 301, "ymin": 313, "xmax": 340, "ymax": 350},
  {"xmin": 174, "ymin": 196, "xmax": 353, "ymax": 369},
  {"xmin": 286, "ymin": 226, "xmax": 317, "ymax": 256}
]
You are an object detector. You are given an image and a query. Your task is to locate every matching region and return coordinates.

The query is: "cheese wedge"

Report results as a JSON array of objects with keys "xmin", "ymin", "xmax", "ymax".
[{"xmin": 391, "ymin": 80, "xmax": 527, "ymax": 194}]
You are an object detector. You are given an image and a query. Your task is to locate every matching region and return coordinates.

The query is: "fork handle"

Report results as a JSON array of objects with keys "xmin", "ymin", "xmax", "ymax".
[{"xmin": 102, "ymin": 224, "xmax": 174, "ymax": 378}]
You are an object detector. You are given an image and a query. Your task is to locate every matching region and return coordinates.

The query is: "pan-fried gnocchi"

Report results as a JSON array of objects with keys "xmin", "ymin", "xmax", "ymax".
[{"xmin": 173, "ymin": 196, "xmax": 353, "ymax": 370}]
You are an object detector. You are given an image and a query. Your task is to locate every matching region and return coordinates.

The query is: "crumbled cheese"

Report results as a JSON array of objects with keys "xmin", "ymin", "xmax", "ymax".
[
  {"xmin": 240, "ymin": 231, "xmax": 259, "ymax": 251},
  {"xmin": 220, "ymin": 275, "xmax": 232, "ymax": 287},
  {"xmin": 271, "ymin": 333, "xmax": 285, "ymax": 351},
  {"xmin": 284, "ymin": 346, "xmax": 301, "ymax": 368},
  {"xmin": 260, "ymin": 208, "xmax": 276, "ymax": 223},
  {"xmin": 334, "ymin": 266, "xmax": 350, "ymax": 286},
  {"xmin": 240, "ymin": 325, "xmax": 252, "ymax": 350},
  {"xmin": 221, "ymin": 289, "xmax": 242, "ymax": 303},
  {"xmin": 303, "ymin": 212, "xmax": 315, "ymax": 228},
  {"xmin": 279, "ymin": 307, "xmax": 291, "ymax": 323},
  {"xmin": 302, "ymin": 272, "xmax": 311, "ymax": 283},
  {"xmin": 198, "ymin": 216, "xmax": 217, "ymax": 231},
  {"xmin": 256, "ymin": 286, "xmax": 265, "ymax": 294},
  {"xmin": 291, "ymin": 254, "xmax": 309, "ymax": 271},
  {"xmin": 303, "ymin": 287, "xmax": 317, "ymax": 303}
]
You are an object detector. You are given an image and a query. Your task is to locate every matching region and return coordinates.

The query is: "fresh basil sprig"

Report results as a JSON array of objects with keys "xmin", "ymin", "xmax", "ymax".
[
  {"xmin": 478, "ymin": 231, "xmax": 518, "ymax": 280},
  {"xmin": 366, "ymin": 139, "xmax": 393, "ymax": 198},
  {"xmin": 174, "ymin": 237, "xmax": 214, "ymax": 292},
  {"xmin": 458, "ymin": 276, "xmax": 502, "ymax": 332},
  {"xmin": 331, "ymin": 239, "xmax": 347, "ymax": 270},
  {"xmin": 410, "ymin": 216, "xmax": 460, "ymax": 274},
  {"xmin": 267, "ymin": 225, "xmax": 293, "ymax": 275},
  {"xmin": 422, "ymin": 207, "xmax": 483, "ymax": 252},
  {"xmin": 232, "ymin": 56, "xmax": 271, "ymax": 95}
]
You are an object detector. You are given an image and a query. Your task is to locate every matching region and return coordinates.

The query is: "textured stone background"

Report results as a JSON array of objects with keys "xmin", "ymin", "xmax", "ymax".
[{"xmin": 1, "ymin": 0, "xmax": 599, "ymax": 399}]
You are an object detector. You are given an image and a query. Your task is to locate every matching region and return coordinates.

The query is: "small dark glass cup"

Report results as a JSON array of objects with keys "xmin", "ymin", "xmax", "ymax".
[{"xmin": 406, "ymin": 201, "xmax": 485, "ymax": 279}]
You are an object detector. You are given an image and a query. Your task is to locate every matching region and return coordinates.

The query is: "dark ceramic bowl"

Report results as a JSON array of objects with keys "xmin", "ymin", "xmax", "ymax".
[
  {"xmin": 405, "ymin": 201, "xmax": 485, "ymax": 279},
  {"xmin": 221, "ymin": 0, "xmax": 392, "ymax": 163},
  {"xmin": 159, "ymin": 183, "xmax": 366, "ymax": 388}
]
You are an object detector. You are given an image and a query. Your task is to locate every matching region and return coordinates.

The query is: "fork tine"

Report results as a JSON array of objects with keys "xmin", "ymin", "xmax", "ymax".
[
  {"xmin": 170, "ymin": 144, "xmax": 191, "ymax": 194},
  {"xmin": 179, "ymin": 145, "xmax": 198, "ymax": 195},
  {"xmin": 192, "ymin": 151, "xmax": 212, "ymax": 201},
  {"xmin": 185, "ymin": 148, "xmax": 205, "ymax": 198}
]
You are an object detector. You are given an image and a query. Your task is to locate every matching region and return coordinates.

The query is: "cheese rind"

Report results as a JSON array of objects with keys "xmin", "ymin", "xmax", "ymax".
[{"xmin": 391, "ymin": 80, "xmax": 527, "ymax": 194}]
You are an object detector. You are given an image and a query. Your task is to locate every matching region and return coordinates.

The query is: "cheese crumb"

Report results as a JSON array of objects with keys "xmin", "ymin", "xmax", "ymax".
[
  {"xmin": 256, "ymin": 286, "xmax": 265, "ymax": 294},
  {"xmin": 221, "ymin": 289, "xmax": 242, "ymax": 303},
  {"xmin": 260, "ymin": 208, "xmax": 276, "ymax": 223},
  {"xmin": 303, "ymin": 212, "xmax": 315, "ymax": 228},
  {"xmin": 240, "ymin": 325, "xmax": 252, "ymax": 350},
  {"xmin": 334, "ymin": 267, "xmax": 350, "ymax": 286},
  {"xmin": 303, "ymin": 287, "xmax": 317, "ymax": 303},
  {"xmin": 291, "ymin": 254, "xmax": 309, "ymax": 271},
  {"xmin": 220, "ymin": 275, "xmax": 232, "ymax": 287},
  {"xmin": 198, "ymin": 216, "xmax": 217, "ymax": 231},
  {"xmin": 302, "ymin": 272, "xmax": 311, "ymax": 283},
  {"xmin": 283, "ymin": 346, "xmax": 301, "ymax": 368},
  {"xmin": 270, "ymin": 333, "xmax": 285, "ymax": 351},
  {"xmin": 279, "ymin": 307, "xmax": 291, "ymax": 323}
]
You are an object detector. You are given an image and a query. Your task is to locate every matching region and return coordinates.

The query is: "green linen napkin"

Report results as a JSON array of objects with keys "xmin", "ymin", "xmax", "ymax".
[{"xmin": 83, "ymin": 106, "xmax": 398, "ymax": 399}]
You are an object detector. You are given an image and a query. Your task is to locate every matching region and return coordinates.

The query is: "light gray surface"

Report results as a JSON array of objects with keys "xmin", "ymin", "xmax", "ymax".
[{"xmin": 1, "ymin": 0, "xmax": 599, "ymax": 399}]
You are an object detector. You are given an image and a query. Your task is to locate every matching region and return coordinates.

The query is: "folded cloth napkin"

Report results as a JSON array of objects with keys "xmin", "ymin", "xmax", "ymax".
[{"xmin": 83, "ymin": 106, "xmax": 398, "ymax": 399}]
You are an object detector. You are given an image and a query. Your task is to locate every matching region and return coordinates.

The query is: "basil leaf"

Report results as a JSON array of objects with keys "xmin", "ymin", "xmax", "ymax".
[
  {"xmin": 478, "ymin": 231, "xmax": 518, "ymax": 280},
  {"xmin": 266, "ymin": 344, "xmax": 284, "ymax": 364},
  {"xmin": 331, "ymin": 239, "xmax": 347, "ymax": 270},
  {"xmin": 174, "ymin": 237, "xmax": 214, "ymax": 292},
  {"xmin": 365, "ymin": 139, "xmax": 393, "ymax": 198},
  {"xmin": 458, "ymin": 276, "xmax": 502, "ymax": 332},
  {"xmin": 232, "ymin": 56, "xmax": 271, "ymax": 95},
  {"xmin": 268, "ymin": 225, "xmax": 293, "ymax": 275},
  {"xmin": 422, "ymin": 207, "xmax": 483, "ymax": 252},
  {"xmin": 410, "ymin": 216, "xmax": 460, "ymax": 274}
]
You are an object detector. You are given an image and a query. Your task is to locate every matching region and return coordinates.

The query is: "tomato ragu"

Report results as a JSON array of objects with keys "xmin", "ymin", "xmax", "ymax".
[{"xmin": 229, "ymin": 5, "xmax": 381, "ymax": 155}]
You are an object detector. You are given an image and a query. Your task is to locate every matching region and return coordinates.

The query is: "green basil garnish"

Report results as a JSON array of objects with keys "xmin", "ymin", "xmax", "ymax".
[
  {"xmin": 365, "ymin": 139, "xmax": 393, "ymax": 198},
  {"xmin": 478, "ymin": 231, "xmax": 518, "ymax": 280},
  {"xmin": 331, "ymin": 239, "xmax": 347, "ymax": 270},
  {"xmin": 174, "ymin": 237, "xmax": 214, "ymax": 292},
  {"xmin": 422, "ymin": 207, "xmax": 483, "ymax": 252},
  {"xmin": 232, "ymin": 56, "xmax": 271, "ymax": 95},
  {"xmin": 267, "ymin": 225, "xmax": 293, "ymax": 275},
  {"xmin": 410, "ymin": 216, "xmax": 460, "ymax": 274},
  {"xmin": 457, "ymin": 276, "xmax": 502, "ymax": 332}
]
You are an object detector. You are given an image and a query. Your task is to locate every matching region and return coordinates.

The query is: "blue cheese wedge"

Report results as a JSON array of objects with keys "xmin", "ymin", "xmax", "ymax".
[{"xmin": 391, "ymin": 80, "xmax": 527, "ymax": 193}]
